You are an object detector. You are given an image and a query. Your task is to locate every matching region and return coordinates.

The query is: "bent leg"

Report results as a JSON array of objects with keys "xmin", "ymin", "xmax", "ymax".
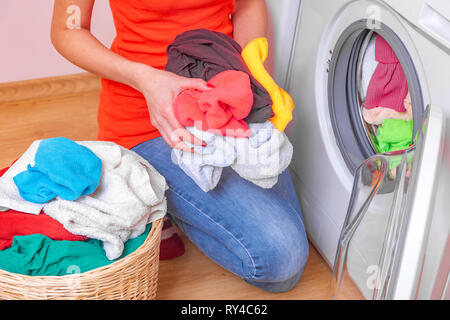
[{"xmin": 132, "ymin": 138, "xmax": 309, "ymax": 292}]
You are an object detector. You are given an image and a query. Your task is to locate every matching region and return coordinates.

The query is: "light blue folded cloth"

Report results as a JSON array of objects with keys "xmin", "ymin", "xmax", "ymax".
[
  {"xmin": 13, "ymin": 137, "xmax": 102, "ymax": 204},
  {"xmin": 244, "ymin": 121, "xmax": 274, "ymax": 149},
  {"xmin": 172, "ymin": 122, "xmax": 293, "ymax": 191},
  {"xmin": 171, "ymin": 127, "xmax": 237, "ymax": 192},
  {"xmin": 228, "ymin": 122, "xmax": 293, "ymax": 188}
]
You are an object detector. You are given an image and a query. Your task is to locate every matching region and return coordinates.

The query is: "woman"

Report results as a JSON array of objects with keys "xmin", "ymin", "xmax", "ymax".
[{"xmin": 51, "ymin": 0, "xmax": 309, "ymax": 293}]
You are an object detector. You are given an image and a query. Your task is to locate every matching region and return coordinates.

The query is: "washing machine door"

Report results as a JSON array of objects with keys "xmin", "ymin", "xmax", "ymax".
[{"xmin": 331, "ymin": 103, "xmax": 445, "ymax": 300}]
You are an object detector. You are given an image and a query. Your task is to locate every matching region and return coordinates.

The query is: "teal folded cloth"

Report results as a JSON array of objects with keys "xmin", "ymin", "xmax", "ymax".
[
  {"xmin": 13, "ymin": 137, "xmax": 102, "ymax": 204},
  {"xmin": 0, "ymin": 223, "xmax": 151, "ymax": 276}
]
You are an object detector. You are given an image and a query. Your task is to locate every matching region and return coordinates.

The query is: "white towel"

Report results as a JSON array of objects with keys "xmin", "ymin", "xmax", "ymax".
[
  {"xmin": 0, "ymin": 140, "xmax": 44, "ymax": 214},
  {"xmin": 0, "ymin": 140, "xmax": 168, "ymax": 260},
  {"xmin": 171, "ymin": 127, "xmax": 237, "ymax": 192},
  {"xmin": 227, "ymin": 122, "xmax": 293, "ymax": 188},
  {"xmin": 172, "ymin": 122, "xmax": 293, "ymax": 191}
]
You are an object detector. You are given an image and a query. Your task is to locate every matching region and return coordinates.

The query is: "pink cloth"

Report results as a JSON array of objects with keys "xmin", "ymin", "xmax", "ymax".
[
  {"xmin": 363, "ymin": 35, "xmax": 408, "ymax": 112},
  {"xmin": 174, "ymin": 70, "xmax": 253, "ymax": 138},
  {"xmin": 363, "ymin": 92, "xmax": 412, "ymax": 125}
]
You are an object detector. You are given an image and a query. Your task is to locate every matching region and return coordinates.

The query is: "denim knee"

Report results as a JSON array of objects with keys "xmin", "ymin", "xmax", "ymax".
[
  {"xmin": 245, "ymin": 264, "xmax": 306, "ymax": 293},
  {"xmin": 242, "ymin": 223, "xmax": 310, "ymax": 292}
]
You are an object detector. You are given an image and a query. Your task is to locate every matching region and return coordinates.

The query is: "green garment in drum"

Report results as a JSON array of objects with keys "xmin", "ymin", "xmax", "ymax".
[{"xmin": 372, "ymin": 119, "xmax": 413, "ymax": 154}]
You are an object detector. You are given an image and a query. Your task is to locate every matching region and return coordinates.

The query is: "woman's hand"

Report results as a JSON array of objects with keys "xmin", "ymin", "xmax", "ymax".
[{"xmin": 134, "ymin": 64, "xmax": 210, "ymax": 152}]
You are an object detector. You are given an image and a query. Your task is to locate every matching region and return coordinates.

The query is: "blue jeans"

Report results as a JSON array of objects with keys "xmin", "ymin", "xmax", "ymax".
[{"xmin": 132, "ymin": 137, "xmax": 309, "ymax": 293}]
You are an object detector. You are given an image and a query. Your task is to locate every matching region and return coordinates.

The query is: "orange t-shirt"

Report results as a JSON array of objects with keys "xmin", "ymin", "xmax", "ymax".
[{"xmin": 98, "ymin": 0, "xmax": 235, "ymax": 149}]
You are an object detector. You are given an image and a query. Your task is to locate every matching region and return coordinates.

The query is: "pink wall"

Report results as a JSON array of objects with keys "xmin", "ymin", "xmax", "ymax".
[{"xmin": 0, "ymin": 0, "xmax": 116, "ymax": 83}]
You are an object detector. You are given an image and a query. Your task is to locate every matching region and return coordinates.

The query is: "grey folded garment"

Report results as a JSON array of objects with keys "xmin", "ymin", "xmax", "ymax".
[
  {"xmin": 0, "ymin": 140, "xmax": 168, "ymax": 260},
  {"xmin": 172, "ymin": 122, "xmax": 293, "ymax": 191}
]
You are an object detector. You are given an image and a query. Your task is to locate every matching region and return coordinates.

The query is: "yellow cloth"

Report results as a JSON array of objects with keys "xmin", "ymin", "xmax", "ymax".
[{"xmin": 241, "ymin": 37, "xmax": 294, "ymax": 132}]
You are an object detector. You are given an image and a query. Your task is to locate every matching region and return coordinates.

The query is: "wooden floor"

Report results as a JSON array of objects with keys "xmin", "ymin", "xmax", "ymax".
[{"xmin": 0, "ymin": 77, "xmax": 363, "ymax": 300}]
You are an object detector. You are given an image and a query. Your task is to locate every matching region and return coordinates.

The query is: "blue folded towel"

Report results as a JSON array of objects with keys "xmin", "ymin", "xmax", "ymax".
[{"xmin": 13, "ymin": 137, "xmax": 102, "ymax": 203}]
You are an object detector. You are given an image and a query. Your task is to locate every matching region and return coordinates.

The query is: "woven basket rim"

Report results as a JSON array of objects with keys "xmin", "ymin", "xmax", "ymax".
[{"xmin": 0, "ymin": 218, "xmax": 163, "ymax": 282}]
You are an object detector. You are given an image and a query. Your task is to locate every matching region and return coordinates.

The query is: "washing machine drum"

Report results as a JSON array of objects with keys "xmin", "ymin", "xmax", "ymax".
[{"xmin": 327, "ymin": 21, "xmax": 424, "ymax": 174}]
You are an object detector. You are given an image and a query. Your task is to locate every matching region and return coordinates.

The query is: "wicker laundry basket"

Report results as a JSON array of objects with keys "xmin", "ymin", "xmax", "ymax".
[{"xmin": 0, "ymin": 218, "xmax": 163, "ymax": 300}]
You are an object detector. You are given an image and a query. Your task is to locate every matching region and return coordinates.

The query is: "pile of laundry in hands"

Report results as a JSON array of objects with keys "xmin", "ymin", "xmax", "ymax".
[
  {"xmin": 165, "ymin": 29, "xmax": 295, "ymax": 192},
  {"xmin": 0, "ymin": 137, "xmax": 167, "ymax": 276},
  {"xmin": 361, "ymin": 34, "xmax": 415, "ymax": 154}
]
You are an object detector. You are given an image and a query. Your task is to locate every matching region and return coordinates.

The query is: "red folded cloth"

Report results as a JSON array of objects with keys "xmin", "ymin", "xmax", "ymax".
[
  {"xmin": 0, "ymin": 209, "xmax": 88, "ymax": 250},
  {"xmin": 174, "ymin": 70, "xmax": 254, "ymax": 138},
  {"xmin": 0, "ymin": 166, "xmax": 8, "ymax": 177},
  {"xmin": 0, "ymin": 165, "xmax": 87, "ymax": 250},
  {"xmin": 364, "ymin": 35, "xmax": 408, "ymax": 113}
]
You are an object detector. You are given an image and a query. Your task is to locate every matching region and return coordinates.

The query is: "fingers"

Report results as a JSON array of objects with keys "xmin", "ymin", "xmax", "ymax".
[
  {"xmin": 166, "ymin": 116, "xmax": 206, "ymax": 147},
  {"xmin": 146, "ymin": 74, "xmax": 213, "ymax": 151},
  {"xmin": 168, "ymin": 122, "xmax": 206, "ymax": 151},
  {"xmin": 159, "ymin": 125, "xmax": 194, "ymax": 153},
  {"xmin": 172, "ymin": 139, "xmax": 195, "ymax": 153},
  {"xmin": 155, "ymin": 100, "xmax": 206, "ymax": 147},
  {"xmin": 174, "ymin": 128, "xmax": 206, "ymax": 148},
  {"xmin": 154, "ymin": 116, "xmax": 203, "ymax": 152},
  {"xmin": 170, "ymin": 78, "xmax": 211, "ymax": 148},
  {"xmin": 180, "ymin": 78, "xmax": 212, "ymax": 91}
]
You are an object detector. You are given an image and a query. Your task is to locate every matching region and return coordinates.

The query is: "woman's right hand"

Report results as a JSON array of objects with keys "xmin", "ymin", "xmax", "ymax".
[{"xmin": 133, "ymin": 63, "xmax": 211, "ymax": 152}]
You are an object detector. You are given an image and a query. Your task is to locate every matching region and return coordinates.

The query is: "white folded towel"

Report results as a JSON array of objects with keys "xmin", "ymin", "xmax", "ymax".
[
  {"xmin": 227, "ymin": 122, "xmax": 293, "ymax": 188},
  {"xmin": 0, "ymin": 140, "xmax": 45, "ymax": 214},
  {"xmin": 171, "ymin": 122, "xmax": 293, "ymax": 191},
  {"xmin": 171, "ymin": 127, "xmax": 237, "ymax": 192},
  {"xmin": 0, "ymin": 140, "xmax": 168, "ymax": 260}
]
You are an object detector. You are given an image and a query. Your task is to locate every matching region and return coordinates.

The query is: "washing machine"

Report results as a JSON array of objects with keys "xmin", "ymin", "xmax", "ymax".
[{"xmin": 285, "ymin": 0, "xmax": 450, "ymax": 299}]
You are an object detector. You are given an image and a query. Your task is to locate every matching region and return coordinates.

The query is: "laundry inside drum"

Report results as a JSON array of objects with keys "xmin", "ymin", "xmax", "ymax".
[{"xmin": 357, "ymin": 32, "xmax": 414, "ymax": 156}]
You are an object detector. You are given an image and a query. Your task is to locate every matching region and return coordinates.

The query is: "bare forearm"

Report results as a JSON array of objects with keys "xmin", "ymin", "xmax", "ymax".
[
  {"xmin": 232, "ymin": 0, "xmax": 268, "ymax": 48},
  {"xmin": 51, "ymin": 27, "xmax": 151, "ymax": 91},
  {"xmin": 50, "ymin": 0, "xmax": 152, "ymax": 91}
]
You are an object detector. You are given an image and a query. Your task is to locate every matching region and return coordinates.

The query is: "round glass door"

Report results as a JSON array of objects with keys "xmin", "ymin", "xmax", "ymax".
[
  {"xmin": 328, "ymin": 21, "xmax": 424, "ymax": 174},
  {"xmin": 356, "ymin": 31, "xmax": 414, "ymax": 156}
]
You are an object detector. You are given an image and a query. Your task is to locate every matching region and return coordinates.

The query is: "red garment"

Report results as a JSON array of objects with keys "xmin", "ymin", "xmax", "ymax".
[
  {"xmin": 159, "ymin": 218, "xmax": 185, "ymax": 260},
  {"xmin": 0, "ymin": 158, "xmax": 18, "ymax": 176},
  {"xmin": 0, "ymin": 166, "xmax": 87, "ymax": 250},
  {"xmin": 0, "ymin": 210, "xmax": 88, "ymax": 250},
  {"xmin": 98, "ymin": 0, "xmax": 235, "ymax": 149},
  {"xmin": 174, "ymin": 70, "xmax": 253, "ymax": 138},
  {"xmin": 0, "ymin": 166, "xmax": 9, "ymax": 177},
  {"xmin": 364, "ymin": 35, "xmax": 408, "ymax": 112}
]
